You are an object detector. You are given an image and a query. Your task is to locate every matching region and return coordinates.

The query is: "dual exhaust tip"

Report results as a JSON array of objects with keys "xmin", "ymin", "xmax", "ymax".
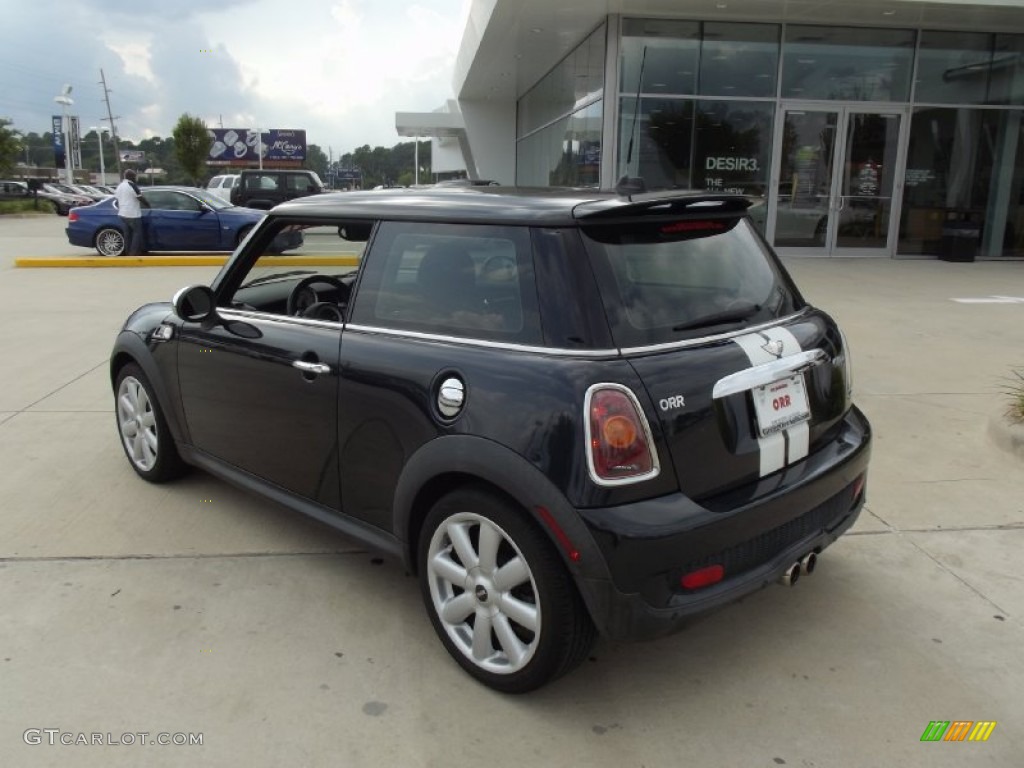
[{"xmin": 779, "ymin": 552, "xmax": 817, "ymax": 587}]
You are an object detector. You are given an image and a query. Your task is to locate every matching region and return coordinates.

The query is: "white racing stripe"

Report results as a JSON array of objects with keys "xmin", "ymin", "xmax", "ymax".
[
  {"xmin": 759, "ymin": 326, "xmax": 811, "ymax": 464},
  {"xmin": 731, "ymin": 328, "xmax": 809, "ymax": 476}
]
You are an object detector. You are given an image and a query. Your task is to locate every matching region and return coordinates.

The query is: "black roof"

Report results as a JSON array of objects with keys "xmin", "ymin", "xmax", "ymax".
[{"xmin": 270, "ymin": 187, "xmax": 752, "ymax": 226}]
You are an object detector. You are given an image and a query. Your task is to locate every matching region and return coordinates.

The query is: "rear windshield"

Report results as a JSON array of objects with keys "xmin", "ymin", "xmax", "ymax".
[{"xmin": 581, "ymin": 217, "xmax": 802, "ymax": 348}]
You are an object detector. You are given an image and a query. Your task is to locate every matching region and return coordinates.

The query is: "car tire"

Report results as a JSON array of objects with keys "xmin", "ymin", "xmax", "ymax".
[
  {"xmin": 418, "ymin": 487, "xmax": 595, "ymax": 693},
  {"xmin": 95, "ymin": 227, "xmax": 126, "ymax": 257},
  {"xmin": 114, "ymin": 363, "xmax": 186, "ymax": 483}
]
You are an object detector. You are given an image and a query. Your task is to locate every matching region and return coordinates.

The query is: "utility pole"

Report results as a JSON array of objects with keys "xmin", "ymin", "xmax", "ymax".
[{"xmin": 98, "ymin": 69, "xmax": 123, "ymax": 176}]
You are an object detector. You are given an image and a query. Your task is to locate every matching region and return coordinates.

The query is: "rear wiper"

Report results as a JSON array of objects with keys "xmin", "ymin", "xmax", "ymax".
[
  {"xmin": 672, "ymin": 303, "xmax": 761, "ymax": 332},
  {"xmin": 241, "ymin": 270, "xmax": 314, "ymax": 288}
]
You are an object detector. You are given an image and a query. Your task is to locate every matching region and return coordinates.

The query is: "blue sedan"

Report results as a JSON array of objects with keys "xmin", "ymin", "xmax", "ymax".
[{"xmin": 66, "ymin": 186, "xmax": 301, "ymax": 256}]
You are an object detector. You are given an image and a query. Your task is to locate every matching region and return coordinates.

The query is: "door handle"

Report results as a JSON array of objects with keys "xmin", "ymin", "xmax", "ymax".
[{"xmin": 292, "ymin": 360, "xmax": 331, "ymax": 375}]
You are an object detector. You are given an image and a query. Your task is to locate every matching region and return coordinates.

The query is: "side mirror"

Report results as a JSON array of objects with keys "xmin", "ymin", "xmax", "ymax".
[{"xmin": 172, "ymin": 284, "xmax": 217, "ymax": 323}]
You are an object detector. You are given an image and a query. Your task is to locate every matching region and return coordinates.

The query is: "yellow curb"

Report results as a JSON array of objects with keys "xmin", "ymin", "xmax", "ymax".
[{"xmin": 15, "ymin": 255, "xmax": 361, "ymax": 268}]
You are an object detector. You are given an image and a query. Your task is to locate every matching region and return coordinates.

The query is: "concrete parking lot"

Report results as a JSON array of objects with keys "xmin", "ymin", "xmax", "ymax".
[{"xmin": 1, "ymin": 214, "xmax": 1022, "ymax": 767}]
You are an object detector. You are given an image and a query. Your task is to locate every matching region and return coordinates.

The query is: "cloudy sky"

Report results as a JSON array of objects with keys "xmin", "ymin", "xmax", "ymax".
[{"xmin": 1, "ymin": 0, "xmax": 470, "ymax": 154}]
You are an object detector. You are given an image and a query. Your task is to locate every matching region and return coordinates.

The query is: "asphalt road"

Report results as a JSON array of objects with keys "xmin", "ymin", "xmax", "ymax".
[{"xmin": 1, "ymin": 214, "xmax": 1022, "ymax": 767}]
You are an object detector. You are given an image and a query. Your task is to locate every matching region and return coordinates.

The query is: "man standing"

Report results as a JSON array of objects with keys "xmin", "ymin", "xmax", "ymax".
[{"xmin": 114, "ymin": 169, "xmax": 144, "ymax": 256}]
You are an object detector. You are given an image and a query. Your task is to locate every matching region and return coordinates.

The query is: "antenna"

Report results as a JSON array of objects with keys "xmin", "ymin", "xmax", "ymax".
[
  {"xmin": 98, "ymin": 68, "xmax": 123, "ymax": 175},
  {"xmin": 616, "ymin": 45, "xmax": 648, "ymax": 197}
]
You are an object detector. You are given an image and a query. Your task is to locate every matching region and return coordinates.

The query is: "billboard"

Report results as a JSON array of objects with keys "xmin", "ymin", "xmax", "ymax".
[
  {"xmin": 120, "ymin": 150, "xmax": 146, "ymax": 163},
  {"xmin": 207, "ymin": 128, "xmax": 306, "ymax": 165}
]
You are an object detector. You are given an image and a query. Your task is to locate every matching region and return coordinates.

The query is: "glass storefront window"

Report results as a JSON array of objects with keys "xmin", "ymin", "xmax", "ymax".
[
  {"xmin": 990, "ymin": 34, "xmax": 1024, "ymax": 106},
  {"xmin": 618, "ymin": 98, "xmax": 695, "ymax": 189},
  {"xmin": 915, "ymin": 31, "xmax": 994, "ymax": 104},
  {"xmin": 518, "ymin": 24, "xmax": 605, "ymax": 138},
  {"xmin": 620, "ymin": 19, "xmax": 700, "ymax": 95},
  {"xmin": 693, "ymin": 101, "xmax": 774, "ymax": 199},
  {"xmin": 899, "ymin": 107, "xmax": 1024, "ymax": 257},
  {"xmin": 516, "ymin": 101, "xmax": 603, "ymax": 187},
  {"xmin": 699, "ymin": 22, "xmax": 780, "ymax": 97},
  {"xmin": 616, "ymin": 98, "xmax": 772, "ymax": 230},
  {"xmin": 620, "ymin": 19, "xmax": 779, "ymax": 98},
  {"xmin": 782, "ymin": 25, "xmax": 914, "ymax": 101}
]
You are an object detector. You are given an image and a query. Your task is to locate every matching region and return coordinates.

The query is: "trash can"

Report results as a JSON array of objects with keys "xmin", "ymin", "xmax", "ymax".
[{"xmin": 939, "ymin": 211, "xmax": 981, "ymax": 262}]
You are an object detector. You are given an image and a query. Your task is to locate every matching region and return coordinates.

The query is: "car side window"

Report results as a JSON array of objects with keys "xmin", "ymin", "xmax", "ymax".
[
  {"xmin": 287, "ymin": 174, "xmax": 313, "ymax": 192},
  {"xmin": 246, "ymin": 174, "xmax": 278, "ymax": 191},
  {"xmin": 351, "ymin": 222, "xmax": 542, "ymax": 344},
  {"xmin": 143, "ymin": 191, "xmax": 202, "ymax": 212}
]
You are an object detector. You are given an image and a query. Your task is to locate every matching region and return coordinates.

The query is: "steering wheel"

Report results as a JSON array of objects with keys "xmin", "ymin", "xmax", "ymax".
[
  {"xmin": 286, "ymin": 275, "xmax": 350, "ymax": 317},
  {"xmin": 480, "ymin": 253, "xmax": 517, "ymax": 281},
  {"xmin": 300, "ymin": 302, "xmax": 345, "ymax": 322}
]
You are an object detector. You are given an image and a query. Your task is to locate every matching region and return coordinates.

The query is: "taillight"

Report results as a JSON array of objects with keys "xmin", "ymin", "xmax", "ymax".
[
  {"xmin": 68, "ymin": 210, "xmax": 78, "ymax": 222},
  {"xmin": 585, "ymin": 384, "xmax": 659, "ymax": 486}
]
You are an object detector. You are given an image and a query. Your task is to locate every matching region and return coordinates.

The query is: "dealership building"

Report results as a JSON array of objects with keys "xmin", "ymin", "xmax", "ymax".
[{"xmin": 397, "ymin": 0, "xmax": 1024, "ymax": 258}]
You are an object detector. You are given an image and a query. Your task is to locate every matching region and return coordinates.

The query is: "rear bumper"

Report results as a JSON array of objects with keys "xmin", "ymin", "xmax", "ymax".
[
  {"xmin": 66, "ymin": 227, "xmax": 93, "ymax": 248},
  {"xmin": 575, "ymin": 405, "xmax": 871, "ymax": 640}
]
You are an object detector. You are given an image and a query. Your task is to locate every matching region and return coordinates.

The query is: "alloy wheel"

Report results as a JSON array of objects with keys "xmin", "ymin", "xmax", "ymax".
[
  {"xmin": 96, "ymin": 228, "xmax": 125, "ymax": 257},
  {"xmin": 117, "ymin": 375, "xmax": 159, "ymax": 472},
  {"xmin": 426, "ymin": 511, "xmax": 541, "ymax": 675}
]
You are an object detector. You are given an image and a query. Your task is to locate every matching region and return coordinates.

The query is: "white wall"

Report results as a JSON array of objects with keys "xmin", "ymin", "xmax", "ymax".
[
  {"xmin": 459, "ymin": 99, "xmax": 517, "ymax": 184},
  {"xmin": 431, "ymin": 137, "xmax": 467, "ymax": 175}
]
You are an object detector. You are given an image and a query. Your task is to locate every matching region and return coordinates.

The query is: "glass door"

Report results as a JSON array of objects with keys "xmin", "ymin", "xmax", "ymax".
[{"xmin": 769, "ymin": 105, "xmax": 906, "ymax": 255}]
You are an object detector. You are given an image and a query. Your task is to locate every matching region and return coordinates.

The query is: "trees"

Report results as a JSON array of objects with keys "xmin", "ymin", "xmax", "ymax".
[
  {"xmin": 0, "ymin": 120, "xmax": 22, "ymax": 177},
  {"xmin": 172, "ymin": 114, "xmax": 211, "ymax": 186},
  {"xmin": 306, "ymin": 144, "xmax": 328, "ymax": 178},
  {"xmin": 336, "ymin": 140, "xmax": 431, "ymax": 188}
]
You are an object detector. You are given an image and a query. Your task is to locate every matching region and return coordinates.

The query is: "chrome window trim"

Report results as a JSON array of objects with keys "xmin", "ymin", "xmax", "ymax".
[
  {"xmin": 344, "ymin": 324, "xmax": 618, "ymax": 358},
  {"xmin": 219, "ymin": 307, "xmax": 343, "ymax": 331},
  {"xmin": 583, "ymin": 382, "xmax": 661, "ymax": 487},
  {"xmin": 213, "ymin": 310, "xmax": 811, "ymax": 357},
  {"xmin": 712, "ymin": 348, "xmax": 827, "ymax": 399},
  {"xmin": 617, "ymin": 309, "xmax": 810, "ymax": 355}
]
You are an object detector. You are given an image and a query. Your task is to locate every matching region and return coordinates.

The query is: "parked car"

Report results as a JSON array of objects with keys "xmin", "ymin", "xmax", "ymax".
[
  {"xmin": 206, "ymin": 173, "xmax": 240, "ymax": 201},
  {"xmin": 109, "ymin": 187, "xmax": 870, "ymax": 692},
  {"xmin": 40, "ymin": 183, "xmax": 93, "ymax": 215},
  {"xmin": 0, "ymin": 180, "xmax": 30, "ymax": 200},
  {"xmin": 67, "ymin": 185, "xmax": 303, "ymax": 256},
  {"xmin": 229, "ymin": 169, "xmax": 323, "ymax": 209},
  {"xmin": 67, "ymin": 184, "xmax": 109, "ymax": 202}
]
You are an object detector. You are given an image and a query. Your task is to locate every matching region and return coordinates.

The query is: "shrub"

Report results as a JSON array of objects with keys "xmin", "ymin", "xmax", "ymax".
[
  {"xmin": 1004, "ymin": 369, "xmax": 1024, "ymax": 424},
  {"xmin": 0, "ymin": 198, "xmax": 57, "ymax": 215}
]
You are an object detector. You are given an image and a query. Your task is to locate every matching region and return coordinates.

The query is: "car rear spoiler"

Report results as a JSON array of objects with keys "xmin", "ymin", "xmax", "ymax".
[{"xmin": 573, "ymin": 192, "xmax": 753, "ymax": 222}]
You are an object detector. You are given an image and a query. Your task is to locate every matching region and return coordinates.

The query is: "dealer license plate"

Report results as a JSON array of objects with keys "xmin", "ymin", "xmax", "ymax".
[{"xmin": 752, "ymin": 375, "xmax": 810, "ymax": 437}]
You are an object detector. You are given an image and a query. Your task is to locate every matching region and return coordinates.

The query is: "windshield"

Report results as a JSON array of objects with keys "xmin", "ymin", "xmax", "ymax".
[{"xmin": 581, "ymin": 217, "xmax": 802, "ymax": 347}]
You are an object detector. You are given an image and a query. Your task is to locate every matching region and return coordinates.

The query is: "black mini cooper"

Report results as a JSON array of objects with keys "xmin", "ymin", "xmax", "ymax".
[{"xmin": 110, "ymin": 187, "xmax": 871, "ymax": 692}]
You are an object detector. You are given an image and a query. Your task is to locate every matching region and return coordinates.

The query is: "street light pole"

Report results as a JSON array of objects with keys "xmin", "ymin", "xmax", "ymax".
[{"xmin": 53, "ymin": 84, "xmax": 74, "ymax": 185}]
